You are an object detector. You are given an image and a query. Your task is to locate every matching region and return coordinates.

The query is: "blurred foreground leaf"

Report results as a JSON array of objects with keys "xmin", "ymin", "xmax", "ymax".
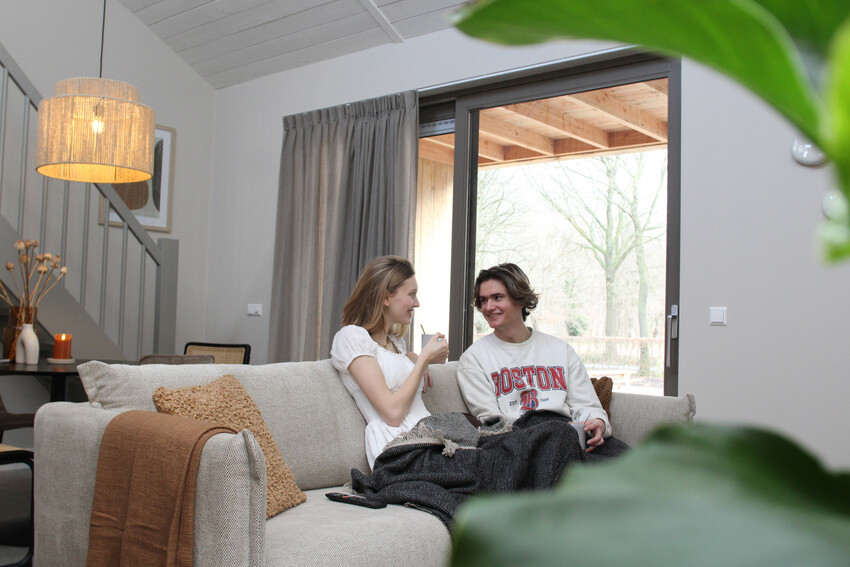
[{"xmin": 451, "ymin": 424, "xmax": 850, "ymax": 567}]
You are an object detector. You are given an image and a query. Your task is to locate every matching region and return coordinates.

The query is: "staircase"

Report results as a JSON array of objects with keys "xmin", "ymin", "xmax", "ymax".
[{"xmin": 0, "ymin": 42, "xmax": 177, "ymax": 360}]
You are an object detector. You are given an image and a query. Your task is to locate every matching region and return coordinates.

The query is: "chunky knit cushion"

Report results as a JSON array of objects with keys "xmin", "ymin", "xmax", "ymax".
[
  {"xmin": 590, "ymin": 376, "xmax": 613, "ymax": 416},
  {"xmin": 153, "ymin": 374, "xmax": 306, "ymax": 518}
]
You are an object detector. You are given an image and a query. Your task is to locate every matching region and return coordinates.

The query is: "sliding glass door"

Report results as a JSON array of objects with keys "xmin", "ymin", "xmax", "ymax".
[{"xmin": 417, "ymin": 53, "xmax": 680, "ymax": 395}]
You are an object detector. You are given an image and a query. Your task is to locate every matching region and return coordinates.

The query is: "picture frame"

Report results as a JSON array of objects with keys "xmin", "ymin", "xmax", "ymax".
[{"xmin": 98, "ymin": 125, "xmax": 175, "ymax": 232}]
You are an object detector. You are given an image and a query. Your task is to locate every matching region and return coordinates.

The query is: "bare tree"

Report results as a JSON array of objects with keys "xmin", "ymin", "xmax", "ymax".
[
  {"xmin": 530, "ymin": 154, "xmax": 664, "ymax": 362},
  {"xmin": 611, "ymin": 154, "xmax": 666, "ymax": 374},
  {"xmin": 475, "ymin": 168, "xmax": 530, "ymax": 269}
]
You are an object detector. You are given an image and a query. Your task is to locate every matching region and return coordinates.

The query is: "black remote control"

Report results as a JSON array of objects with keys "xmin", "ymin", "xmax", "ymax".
[{"xmin": 325, "ymin": 492, "xmax": 387, "ymax": 509}]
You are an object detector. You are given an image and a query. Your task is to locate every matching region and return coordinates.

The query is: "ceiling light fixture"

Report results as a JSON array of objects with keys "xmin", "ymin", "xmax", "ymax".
[{"xmin": 35, "ymin": 0, "xmax": 155, "ymax": 184}]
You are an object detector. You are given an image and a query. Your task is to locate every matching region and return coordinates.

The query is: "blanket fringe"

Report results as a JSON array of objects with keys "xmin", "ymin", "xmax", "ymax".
[{"xmin": 385, "ymin": 421, "xmax": 467, "ymax": 456}]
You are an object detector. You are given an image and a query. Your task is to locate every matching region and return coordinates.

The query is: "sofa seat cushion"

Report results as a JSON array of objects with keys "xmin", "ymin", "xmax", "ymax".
[
  {"xmin": 264, "ymin": 487, "xmax": 450, "ymax": 567},
  {"xmin": 78, "ymin": 360, "xmax": 369, "ymax": 490}
]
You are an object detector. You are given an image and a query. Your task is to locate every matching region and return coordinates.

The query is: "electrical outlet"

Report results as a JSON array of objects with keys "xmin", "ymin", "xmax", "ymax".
[{"xmin": 247, "ymin": 303, "xmax": 262, "ymax": 316}]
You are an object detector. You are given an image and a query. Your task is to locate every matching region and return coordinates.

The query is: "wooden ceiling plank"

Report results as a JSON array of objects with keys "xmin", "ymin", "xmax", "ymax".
[
  {"xmin": 478, "ymin": 114, "xmax": 555, "ymax": 155},
  {"xmin": 553, "ymin": 138, "xmax": 597, "ymax": 155},
  {"xmin": 427, "ymin": 133, "xmax": 455, "ymax": 149},
  {"xmin": 608, "ymin": 130, "xmax": 666, "ymax": 148},
  {"xmin": 419, "ymin": 138, "xmax": 455, "ymax": 165},
  {"xmin": 645, "ymin": 79, "xmax": 669, "ymax": 95},
  {"xmin": 503, "ymin": 102, "xmax": 609, "ymax": 149},
  {"xmin": 568, "ymin": 90, "xmax": 668, "ymax": 142}
]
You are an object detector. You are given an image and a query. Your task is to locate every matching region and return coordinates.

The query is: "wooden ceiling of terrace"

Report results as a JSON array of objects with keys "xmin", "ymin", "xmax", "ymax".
[{"xmin": 419, "ymin": 78, "xmax": 669, "ymax": 168}]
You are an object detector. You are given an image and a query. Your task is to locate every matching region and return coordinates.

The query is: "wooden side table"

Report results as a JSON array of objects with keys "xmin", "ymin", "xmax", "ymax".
[{"xmin": 0, "ymin": 444, "xmax": 33, "ymax": 567}]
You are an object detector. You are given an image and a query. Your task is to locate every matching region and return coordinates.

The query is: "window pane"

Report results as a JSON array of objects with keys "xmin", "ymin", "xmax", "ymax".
[
  {"xmin": 471, "ymin": 83, "xmax": 669, "ymax": 395},
  {"xmin": 413, "ymin": 134, "xmax": 454, "ymax": 352}
]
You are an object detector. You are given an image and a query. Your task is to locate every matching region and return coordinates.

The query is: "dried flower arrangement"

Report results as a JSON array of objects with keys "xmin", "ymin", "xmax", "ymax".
[{"xmin": 0, "ymin": 239, "xmax": 68, "ymax": 360}]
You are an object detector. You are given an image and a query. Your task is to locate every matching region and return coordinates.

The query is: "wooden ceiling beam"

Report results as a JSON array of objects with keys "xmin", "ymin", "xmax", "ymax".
[
  {"xmin": 503, "ymin": 102, "xmax": 609, "ymax": 148},
  {"xmin": 479, "ymin": 114, "xmax": 555, "ymax": 155},
  {"xmin": 568, "ymin": 90, "xmax": 668, "ymax": 142},
  {"xmin": 477, "ymin": 136, "xmax": 506, "ymax": 162},
  {"xmin": 608, "ymin": 130, "xmax": 663, "ymax": 148},
  {"xmin": 553, "ymin": 138, "xmax": 598, "ymax": 155}
]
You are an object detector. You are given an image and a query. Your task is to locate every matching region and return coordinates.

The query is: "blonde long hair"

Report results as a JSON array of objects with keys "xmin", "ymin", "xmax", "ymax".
[{"xmin": 342, "ymin": 256, "xmax": 415, "ymax": 337}]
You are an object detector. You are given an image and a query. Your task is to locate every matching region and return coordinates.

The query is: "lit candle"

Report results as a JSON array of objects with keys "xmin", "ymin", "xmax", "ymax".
[{"xmin": 53, "ymin": 333, "xmax": 72, "ymax": 359}]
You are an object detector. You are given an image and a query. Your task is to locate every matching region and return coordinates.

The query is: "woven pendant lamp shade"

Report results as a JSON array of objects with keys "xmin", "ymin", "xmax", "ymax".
[{"xmin": 36, "ymin": 77, "xmax": 155, "ymax": 184}]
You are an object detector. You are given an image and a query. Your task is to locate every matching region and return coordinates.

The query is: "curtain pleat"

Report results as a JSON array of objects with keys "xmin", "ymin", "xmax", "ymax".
[{"xmin": 269, "ymin": 91, "xmax": 418, "ymax": 362}]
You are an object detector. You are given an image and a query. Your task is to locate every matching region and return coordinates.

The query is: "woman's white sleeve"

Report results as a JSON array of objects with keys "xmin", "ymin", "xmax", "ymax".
[{"xmin": 331, "ymin": 325, "xmax": 377, "ymax": 372}]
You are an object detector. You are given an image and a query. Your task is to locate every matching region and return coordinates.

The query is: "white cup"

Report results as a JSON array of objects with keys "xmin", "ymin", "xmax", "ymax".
[
  {"xmin": 421, "ymin": 333, "xmax": 435, "ymax": 351},
  {"xmin": 569, "ymin": 421, "xmax": 587, "ymax": 451}
]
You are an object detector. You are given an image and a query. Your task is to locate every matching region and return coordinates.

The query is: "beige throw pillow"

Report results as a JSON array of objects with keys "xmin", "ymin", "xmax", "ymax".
[{"xmin": 153, "ymin": 374, "xmax": 306, "ymax": 518}]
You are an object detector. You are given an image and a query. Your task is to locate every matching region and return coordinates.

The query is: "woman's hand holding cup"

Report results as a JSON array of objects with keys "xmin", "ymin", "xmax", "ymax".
[{"xmin": 422, "ymin": 332, "xmax": 449, "ymax": 365}]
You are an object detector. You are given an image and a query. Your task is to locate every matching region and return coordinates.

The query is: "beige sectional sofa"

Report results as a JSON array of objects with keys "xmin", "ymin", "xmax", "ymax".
[{"xmin": 33, "ymin": 359, "xmax": 695, "ymax": 567}]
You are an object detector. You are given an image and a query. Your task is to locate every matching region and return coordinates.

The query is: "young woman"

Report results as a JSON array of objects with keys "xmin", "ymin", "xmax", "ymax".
[{"xmin": 331, "ymin": 256, "xmax": 449, "ymax": 469}]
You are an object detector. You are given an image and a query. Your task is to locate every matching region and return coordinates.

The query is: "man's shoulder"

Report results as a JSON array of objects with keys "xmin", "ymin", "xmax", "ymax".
[
  {"xmin": 458, "ymin": 334, "xmax": 497, "ymax": 365},
  {"xmin": 530, "ymin": 329, "xmax": 568, "ymax": 346}
]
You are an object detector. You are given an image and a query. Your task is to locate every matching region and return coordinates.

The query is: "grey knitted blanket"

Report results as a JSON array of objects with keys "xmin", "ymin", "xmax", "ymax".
[{"xmin": 350, "ymin": 411, "xmax": 628, "ymax": 526}]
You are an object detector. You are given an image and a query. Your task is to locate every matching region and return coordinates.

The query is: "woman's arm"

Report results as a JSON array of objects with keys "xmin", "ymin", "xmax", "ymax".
[
  {"xmin": 405, "ymin": 352, "xmax": 432, "ymax": 392},
  {"xmin": 349, "ymin": 334, "xmax": 447, "ymax": 426}
]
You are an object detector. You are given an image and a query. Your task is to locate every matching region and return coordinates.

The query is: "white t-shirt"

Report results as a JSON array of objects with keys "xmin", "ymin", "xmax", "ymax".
[
  {"xmin": 457, "ymin": 329, "xmax": 611, "ymax": 436},
  {"xmin": 331, "ymin": 325, "xmax": 430, "ymax": 469}
]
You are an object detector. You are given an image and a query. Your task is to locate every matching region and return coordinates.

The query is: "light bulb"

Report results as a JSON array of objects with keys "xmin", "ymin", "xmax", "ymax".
[{"xmin": 91, "ymin": 119, "xmax": 105, "ymax": 134}]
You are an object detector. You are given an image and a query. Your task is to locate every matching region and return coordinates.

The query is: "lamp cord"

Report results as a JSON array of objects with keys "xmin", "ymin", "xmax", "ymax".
[{"xmin": 99, "ymin": 0, "xmax": 106, "ymax": 78}]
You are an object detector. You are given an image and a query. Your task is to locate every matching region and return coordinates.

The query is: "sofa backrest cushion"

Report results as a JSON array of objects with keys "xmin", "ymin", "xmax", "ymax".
[
  {"xmin": 609, "ymin": 392, "xmax": 696, "ymax": 446},
  {"xmin": 421, "ymin": 361, "xmax": 470, "ymax": 415},
  {"xmin": 78, "ymin": 360, "xmax": 369, "ymax": 489}
]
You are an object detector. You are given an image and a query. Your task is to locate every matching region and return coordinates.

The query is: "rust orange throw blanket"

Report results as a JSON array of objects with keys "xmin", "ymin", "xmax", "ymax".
[{"xmin": 86, "ymin": 410, "xmax": 236, "ymax": 567}]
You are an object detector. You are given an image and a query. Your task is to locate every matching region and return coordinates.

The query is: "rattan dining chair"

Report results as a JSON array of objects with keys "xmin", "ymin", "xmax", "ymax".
[
  {"xmin": 137, "ymin": 353, "xmax": 215, "ymax": 365},
  {"xmin": 183, "ymin": 342, "xmax": 251, "ymax": 364}
]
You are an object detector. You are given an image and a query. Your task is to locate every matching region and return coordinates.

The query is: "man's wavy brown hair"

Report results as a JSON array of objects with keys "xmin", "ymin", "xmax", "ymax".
[{"xmin": 473, "ymin": 263, "xmax": 539, "ymax": 321}]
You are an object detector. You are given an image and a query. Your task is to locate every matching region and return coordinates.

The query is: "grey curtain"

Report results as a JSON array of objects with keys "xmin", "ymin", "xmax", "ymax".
[{"xmin": 269, "ymin": 91, "xmax": 418, "ymax": 362}]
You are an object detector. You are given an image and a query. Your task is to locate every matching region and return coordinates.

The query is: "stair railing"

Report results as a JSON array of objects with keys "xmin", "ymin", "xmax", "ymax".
[{"xmin": 0, "ymin": 41, "xmax": 177, "ymax": 360}]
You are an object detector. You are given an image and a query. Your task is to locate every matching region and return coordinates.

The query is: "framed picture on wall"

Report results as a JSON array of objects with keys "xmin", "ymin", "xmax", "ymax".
[{"xmin": 99, "ymin": 125, "xmax": 176, "ymax": 232}]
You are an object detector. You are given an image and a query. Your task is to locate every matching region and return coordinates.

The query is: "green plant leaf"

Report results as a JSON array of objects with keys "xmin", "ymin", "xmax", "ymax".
[
  {"xmin": 816, "ymin": 15, "xmax": 850, "ymax": 261},
  {"xmin": 455, "ymin": 0, "xmax": 823, "ymax": 148},
  {"xmin": 450, "ymin": 424, "xmax": 850, "ymax": 567},
  {"xmin": 750, "ymin": 0, "xmax": 850, "ymax": 55}
]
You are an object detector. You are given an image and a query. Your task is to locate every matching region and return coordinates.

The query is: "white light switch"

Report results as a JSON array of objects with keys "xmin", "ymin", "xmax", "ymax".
[
  {"xmin": 709, "ymin": 306, "xmax": 727, "ymax": 326},
  {"xmin": 248, "ymin": 303, "xmax": 262, "ymax": 316}
]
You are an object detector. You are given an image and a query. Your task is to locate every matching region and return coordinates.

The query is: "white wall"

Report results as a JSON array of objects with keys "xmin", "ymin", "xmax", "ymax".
[
  {"xmin": 678, "ymin": 64, "xmax": 850, "ymax": 469},
  {"xmin": 210, "ymin": 29, "xmax": 850, "ymax": 469},
  {"xmin": 0, "ymin": 0, "xmax": 216, "ymax": 446}
]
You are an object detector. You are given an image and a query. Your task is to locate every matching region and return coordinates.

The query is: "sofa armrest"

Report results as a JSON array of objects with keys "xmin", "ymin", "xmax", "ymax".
[
  {"xmin": 35, "ymin": 402, "xmax": 117, "ymax": 567},
  {"xmin": 194, "ymin": 428, "xmax": 267, "ymax": 567},
  {"xmin": 34, "ymin": 402, "xmax": 267, "ymax": 567}
]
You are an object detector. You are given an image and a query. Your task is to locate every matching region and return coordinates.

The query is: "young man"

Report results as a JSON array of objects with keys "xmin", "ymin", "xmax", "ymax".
[{"xmin": 457, "ymin": 263, "xmax": 612, "ymax": 451}]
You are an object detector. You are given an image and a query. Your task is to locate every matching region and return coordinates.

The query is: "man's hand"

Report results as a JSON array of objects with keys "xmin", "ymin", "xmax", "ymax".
[{"xmin": 584, "ymin": 418, "xmax": 605, "ymax": 452}]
